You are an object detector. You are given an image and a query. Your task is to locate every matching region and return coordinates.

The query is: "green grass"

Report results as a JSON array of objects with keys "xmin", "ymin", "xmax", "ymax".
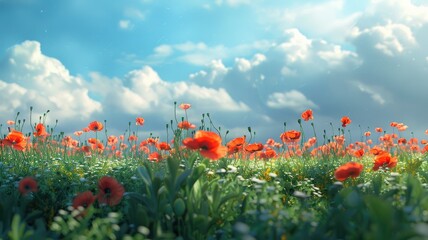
[{"xmin": 1, "ymin": 108, "xmax": 428, "ymax": 239}]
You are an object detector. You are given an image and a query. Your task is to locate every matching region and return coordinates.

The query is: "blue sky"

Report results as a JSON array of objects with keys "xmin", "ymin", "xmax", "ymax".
[{"xmin": 1, "ymin": 0, "xmax": 428, "ymax": 143}]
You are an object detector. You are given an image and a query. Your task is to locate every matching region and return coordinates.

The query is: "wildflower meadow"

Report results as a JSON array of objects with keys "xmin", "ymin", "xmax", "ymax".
[{"xmin": 1, "ymin": 104, "xmax": 428, "ymax": 239}]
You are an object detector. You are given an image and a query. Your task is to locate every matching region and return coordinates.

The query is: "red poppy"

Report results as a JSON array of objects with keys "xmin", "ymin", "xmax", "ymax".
[
  {"xmin": 341, "ymin": 116, "xmax": 351, "ymax": 127},
  {"xmin": 4, "ymin": 130, "xmax": 27, "ymax": 151},
  {"xmin": 245, "ymin": 143, "xmax": 264, "ymax": 153},
  {"xmin": 396, "ymin": 123, "xmax": 408, "ymax": 131},
  {"xmin": 390, "ymin": 122, "xmax": 398, "ymax": 127},
  {"xmin": 81, "ymin": 145, "xmax": 91, "ymax": 153},
  {"xmin": 74, "ymin": 131, "xmax": 83, "ymax": 137},
  {"xmin": 87, "ymin": 138, "xmax": 99, "ymax": 145},
  {"xmin": 373, "ymin": 152, "xmax": 397, "ymax": 171},
  {"xmin": 108, "ymin": 136, "xmax": 118, "ymax": 146},
  {"xmin": 301, "ymin": 109, "xmax": 314, "ymax": 121},
  {"xmin": 425, "ymin": 129, "xmax": 428, "ymax": 135},
  {"xmin": 97, "ymin": 176, "xmax": 125, "ymax": 206},
  {"xmin": 148, "ymin": 152, "xmax": 163, "ymax": 162},
  {"xmin": 128, "ymin": 135, "xmax": 138, "ymax": 142},
  {"xmin": 353, "ymin": 149, "xmax": 365, "ymax": 158},
  {"xmin": 34, "ymin": 123, "xmax": 49, "ymax": 137},
  {"xmin": 369, "ymin": 147, "xmax": 386, "ymax": 156},
  {"xmin": 157, "ymin": 142, "xmax": 171, "ymax": 151},
  {"xmin": 88, "ymin": 121, "xmax": 104, "ymax": 132},
  {"xmin": 280, "ymin": 130, "xmax": 301, "ymax": 143},
  {"xmin": 257, "ymin": 147, "xmax": 277, "ymax": 160},
  {"xmin": 179, "ymin": 103, "xmax": 191, "ymax": 110},
  {"xmin": 136, "ymin": 117, "xmax": 145, "ymax": 126},
  {"xmin": 6, "ymin": 120, "xmax": 15, "ymax": 125},
  {"xmin": 18, "ymin": 177, "xmax": 38, "ymax": 195},
  {"xmin": 177, "ymin": 121, "xmax": 196, "ymax": 130},
  {"xmin": 423, "ymin": 144, "xmax": 428, "ymax": 153},
  {"xmin": 375, "ymin": 127, "xmax": 383, "ymax": 133},
  {"xmin": 334, "ymin": 162, "xmax": 364, "ymax": 181},
  {"xmin": 182, "ymin": 130, "xmax": 227, "ymax": 160},
  {"xmin": 73, "ymin": 191, "xmax": 96, "ymax": 209},
  {"xmin": 226, "ymin": 136, "xmax": 246, "ymax": 154}
]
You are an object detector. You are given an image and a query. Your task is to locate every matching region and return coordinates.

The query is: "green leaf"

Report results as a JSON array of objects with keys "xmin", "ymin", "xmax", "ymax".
[{"xmin": 137, "ymin": 166, "xmax": 152, "ymax": 186}]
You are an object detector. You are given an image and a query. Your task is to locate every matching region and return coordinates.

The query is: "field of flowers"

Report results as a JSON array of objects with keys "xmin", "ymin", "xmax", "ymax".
[{"xmin": 1, "ymin": 104, "xmax": 428, "ymax": 239}]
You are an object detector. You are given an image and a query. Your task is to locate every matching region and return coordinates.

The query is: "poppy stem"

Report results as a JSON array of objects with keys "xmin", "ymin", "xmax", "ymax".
[{"xmin": 206, "ymin": 113, "xmax": 221, "ymax": 136}]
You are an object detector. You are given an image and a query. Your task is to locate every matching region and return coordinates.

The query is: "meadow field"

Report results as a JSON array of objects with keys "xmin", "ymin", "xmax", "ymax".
[{"xmin": 1, "ymin": 105, "xmax": 428, "ymax": 240}]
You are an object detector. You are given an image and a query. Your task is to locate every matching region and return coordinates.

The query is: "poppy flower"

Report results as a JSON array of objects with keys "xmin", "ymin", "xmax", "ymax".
[
  {"xmin": 390, "ymin": 122, "xmax": 398, "ymax": 127},
  {"xmin": 179, "ymin": 103, "xmax": 191, "ymax": 110},
  {"xmin": 373, "ymin": 152, "xmax": 397, "ymax": 171},
  {"xmin": 425, "ymin": 129, "xmax": 428, "ymax": 135},
  {"xmin": 245, "ymin": 143, "xmax": 264, "ymax": 153},
  {"xmin": 73, "ymin": 191, "xmax": 96, "ymax": 209},
  {"xmin": 6, "ymin": 120, "xmax": 15, "ymax": 125},
  {"xmin": 107, "ymin": 136, "xmax": 118, "ymax": 146},
  {"xmin": 257, "ymin": 147, "xmax": 277, "ymax": 160},
  {"xmin": 182, "ymin": 130, "xmax": 227, "ymax": 160},
  {"xmin": 148, "ymin": 152, "xmax": 162, "ymax": 162},
  {"xmin": 341, "ymin": 116, "xmax": 351, "ymax": 127},
  {"xmin": 88, "ymin": 121, "xmax": 104, "ymax": 132},
  {"xmin": 334, "ymin": 162, "xmax": 364, "ymax": 181},
  {"xmin": 74, "ymin": 131, "xmax": 83, "ymax": 137},
  {"xmin": 18, "ymin": 177, "xmax": 38, "ymax": 195},
  {"xmin": 87, "ymin": 138, "xmax": 99, "ymax": 145},
  {"xmin": 280, "ymin": 130, "xmax": 301, "ymax": 143},
  {"xmin": 301, "ymin": 109, "xmax": 314, "ymax": 121},
  {"xmin": 128, "ymin": 135, "xmax": 138, "ymax": 142},
  {"xmin": 397, "ymin": 124, "xmax": 408, "ymax": 131},
  {"xmin": 353, "ymin": 149, "xmax": 364, "ymax": 158},
  {"xmin": 226, "ymin": 136, "xmax": 246, "ymax": 154},
  {"xmin": 423, "ymin": 144, "xmax": 428, "ymax": 154},
  {"xmin": 157, "ymin": 142, "xmax": 171, "ymax": 151},
  {"xmin": 136, "ymin": 117, "xmax": 145, "ymax": 126},
  {"xmin": 177, "ymin": 121, "xmax": 196, "ymax": 130},
  {"xmin": 34, "ymin": 123, "xmax": 49, "ymax": 137},
  {"xmin": 4, "ymin": 130, "xmax": 27, "ymax": 151},
  {"xmin": 97, "ymin": 176, "xmax": 125, "ymax": 206},
  {"xmin": 375, "ymin": 128, "xmax": 383, "ymax": 133}
]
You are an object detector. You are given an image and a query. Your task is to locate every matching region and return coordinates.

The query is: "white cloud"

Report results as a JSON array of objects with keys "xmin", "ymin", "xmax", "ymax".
[
  {"xmin": 266, "ymin": 90, "xmax": 318, "ymax": 112},
  {"xmin": 261, "ymin": 0, "xmax": 363, "ymax": 43},
  {"xmin": 154, "ymin": 44, "xmax": 173, "ymax": 57},
  {"xmin": 119, "ymin": 20, "xmax": 133, "ymax": 30},
  {"xmin": 0, "ymin": 41, "xmax": 101, "ymax": 124},
  {"xmin": 234, "ymin": 54, "xmax": 266, "ymax": 72},
  {"xmin": 0, "ymin": 41, "xmax": 251, "ymax": 135},
  {"xmin": 277, "ymin": 29, "xmax": 312, "ymax": 63},
  {"xmin": 354, "ymin": 81, "xmax": 386, "ymax": 105},
  {"xmin": 317, "ymin": 45, "xmax": 360, "ymax": 67},
  {"xmin": 366, "ymin": 0, "xmax": 428, "ymax": 28},
  {"xmin": 352, "ymin": 22, "xmax": 416, "ymax": 56},
  {"xmin": 189, "ymin": 59, "xmax": 229, "ymax": 83},
  {"xmin": 140, "ymin": 41, "xmax": 272, "ymax": 67}
]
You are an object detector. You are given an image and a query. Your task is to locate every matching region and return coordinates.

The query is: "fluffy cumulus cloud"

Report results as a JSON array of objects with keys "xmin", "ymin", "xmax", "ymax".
[
  {"xmin": 0, "ymin": 41, "xmax": 102, "ymax": 129},
  {"xmin": 0, "ymin": 41, "xmax": 249, "ymax": 135}
]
